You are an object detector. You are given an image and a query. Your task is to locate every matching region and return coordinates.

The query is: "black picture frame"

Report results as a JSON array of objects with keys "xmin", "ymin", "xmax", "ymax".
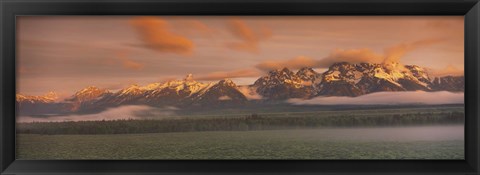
[{"xmin": 1, "ymin": 0, "xmax": 479, "ymax": 174}]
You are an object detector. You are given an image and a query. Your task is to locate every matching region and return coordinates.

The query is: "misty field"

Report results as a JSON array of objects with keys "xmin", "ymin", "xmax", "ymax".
[
  {"xmin": 17, "ymin": 126, "xmax": 464, "ymax": 160},
  {"xmin": 16, "ymin": 106, "xmax": 465, "ymax": 159},
  {"xmin": 17, "ymin": 106, "xmax": 464, "ymax": 135}
]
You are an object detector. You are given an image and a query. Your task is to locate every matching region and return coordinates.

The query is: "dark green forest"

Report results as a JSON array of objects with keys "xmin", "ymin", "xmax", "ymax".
[{"xmin": 17, "ymin": 111, "xmax": 464, "ymax": 135}]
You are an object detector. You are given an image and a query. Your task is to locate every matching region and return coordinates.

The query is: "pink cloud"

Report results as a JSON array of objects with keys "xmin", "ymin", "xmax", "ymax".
[
  {"xmin": 130, "ymin": 17, "xmax": 194, "ymax": 55},
  {"xmin": 226, "ymin": 19, "xmax": 272, "ymax": 53}
]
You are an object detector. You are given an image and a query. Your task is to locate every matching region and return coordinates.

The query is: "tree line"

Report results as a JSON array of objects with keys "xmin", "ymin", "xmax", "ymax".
[{"xmin": 17, "ymin": 112, "xmax": 464, "ymax": 135}]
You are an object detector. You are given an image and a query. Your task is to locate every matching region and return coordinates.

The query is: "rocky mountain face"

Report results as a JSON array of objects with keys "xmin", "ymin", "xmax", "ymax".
[
  {"xmin": 188, "ymin": 79, "xmax": 248, "ymax": 107},
  {"xmin": 16, "ymin": 92, "xmax": 72, "ymax": 115},
  {"xmin": 17, "ymin": 62, "xmax": 464, "ymax": 115},
  {"xmin": 17, "ymin": 92, "xmax": 59, "ymax": 104},
  {"xmin": 253, "ymin": 67, "xmax": 318, "ymax": 100},
  {"xmin": 431, "ymin": 76, "xmax": 465, "ymax": 92},
  {"xmin": 317, "ymin": 62, "xmax": 434, "ymax": 97},
  {"xmin": 65, "ymin": 86, "xmax": 111, "ymax": 111},
  {"xmin": 66, "ymin": 74, "xmax": 249, "ymax": 113},
  {"xmin": 252, "ymin": 62, "xmax": 463, "ymax": 99}
]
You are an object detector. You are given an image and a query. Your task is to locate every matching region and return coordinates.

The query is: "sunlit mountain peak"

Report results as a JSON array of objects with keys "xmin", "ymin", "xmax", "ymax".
[{"xmin": 185, "ymin": 73, "xmax": 194, "ymax": 82}]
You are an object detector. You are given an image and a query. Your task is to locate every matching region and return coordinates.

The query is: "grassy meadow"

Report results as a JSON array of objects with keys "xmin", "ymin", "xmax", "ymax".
[{"xmin": 16, "ymin": 127, "xmax": 464, "ymax": 159}]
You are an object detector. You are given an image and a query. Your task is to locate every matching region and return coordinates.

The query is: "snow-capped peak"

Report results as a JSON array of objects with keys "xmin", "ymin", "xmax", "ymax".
[
  {"xmin": 218, "ymin": 79, "xmax": 236, "ymax": 87},
  {"xmin": 43, "ymin": 91, "xmax": 59, "ymax": 101},
  {"xmin": 297, "ymin": 67, "xmax": 315, "ymax": 75},
  {"xmin": 75, "ymin": 86, "xmax": 106, "ymax": 95},
  {"xmin": 319, "ymin": 62, "xmax": 436, "ymax": 96},
  {"xmin": 185, "ymin": 73, "xmax": 194, "ymax": 82},
  {"xmin": 118, "ymin": 84, "xmax": 145, "ymax": 96},
  {"xmin": 254, "ymin": 67, "xmax": 305, "ymax": 93},
  {"xmin": 146, "ymin": 74, "xmax": 211, "ymax": 96},
  {"xmin": 143, "ymin": 83, "xmax": 162, "ymax": 91},
  {"xmin": 16, "ymin": 92, "xmax": 59, "ymax": 103},
  {"xmin": 297, "ymin": 67, "xmax": 320, "ymax": 79},
  {"xmin": 16, "ymin": 94, "xmax": 29, "ymax": 102},
  {"xmin": 69, "ymin": 86, "xmax": 110, "ymax": 102}
]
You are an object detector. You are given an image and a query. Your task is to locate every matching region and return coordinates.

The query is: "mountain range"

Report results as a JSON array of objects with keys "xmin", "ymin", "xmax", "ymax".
[{"xmin": 17, "ymin": 62, "xmax": 464, "ymax": 115}]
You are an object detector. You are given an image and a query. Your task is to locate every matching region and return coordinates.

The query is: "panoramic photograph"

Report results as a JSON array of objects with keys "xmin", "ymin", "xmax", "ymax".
[{"xmin": 16, "ymin": 16, "xmax": 464, "ymax": 160}]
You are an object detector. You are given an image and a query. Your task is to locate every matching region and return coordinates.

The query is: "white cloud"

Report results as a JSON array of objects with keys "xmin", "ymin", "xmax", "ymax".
[
  {"xmin": 289, "ymin": 91, "xmax": 464, "ymax": 105},
  {"xmin": 237, "ymin": 86, "xmax": 263, "ymax": 100},
  {"xmin": 17, "ymin": 105, "xmax": 178, "ymax": 123}
]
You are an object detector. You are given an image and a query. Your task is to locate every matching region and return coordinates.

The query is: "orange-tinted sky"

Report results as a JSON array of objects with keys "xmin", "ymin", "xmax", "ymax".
[{"xmin": 17, "ymin": 16, "xmax": 464, "ymax": 96}]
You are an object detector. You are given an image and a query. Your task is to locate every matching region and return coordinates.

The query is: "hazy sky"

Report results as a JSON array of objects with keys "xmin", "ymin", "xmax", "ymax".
[{"xmin": 17, "ymin": 16, "xmax": 464, "ymax": 96}]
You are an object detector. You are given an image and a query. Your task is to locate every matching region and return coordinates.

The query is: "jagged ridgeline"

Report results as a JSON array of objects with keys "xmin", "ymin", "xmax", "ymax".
[{"xmin": 17, "ymin": 62, "xmax": 464, "ymax": 115}]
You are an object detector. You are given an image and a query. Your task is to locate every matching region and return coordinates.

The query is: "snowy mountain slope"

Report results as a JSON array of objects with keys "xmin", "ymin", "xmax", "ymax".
[{"xmin": 17, "ymin": 62, "xmax": 464, "ymax": 115}]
